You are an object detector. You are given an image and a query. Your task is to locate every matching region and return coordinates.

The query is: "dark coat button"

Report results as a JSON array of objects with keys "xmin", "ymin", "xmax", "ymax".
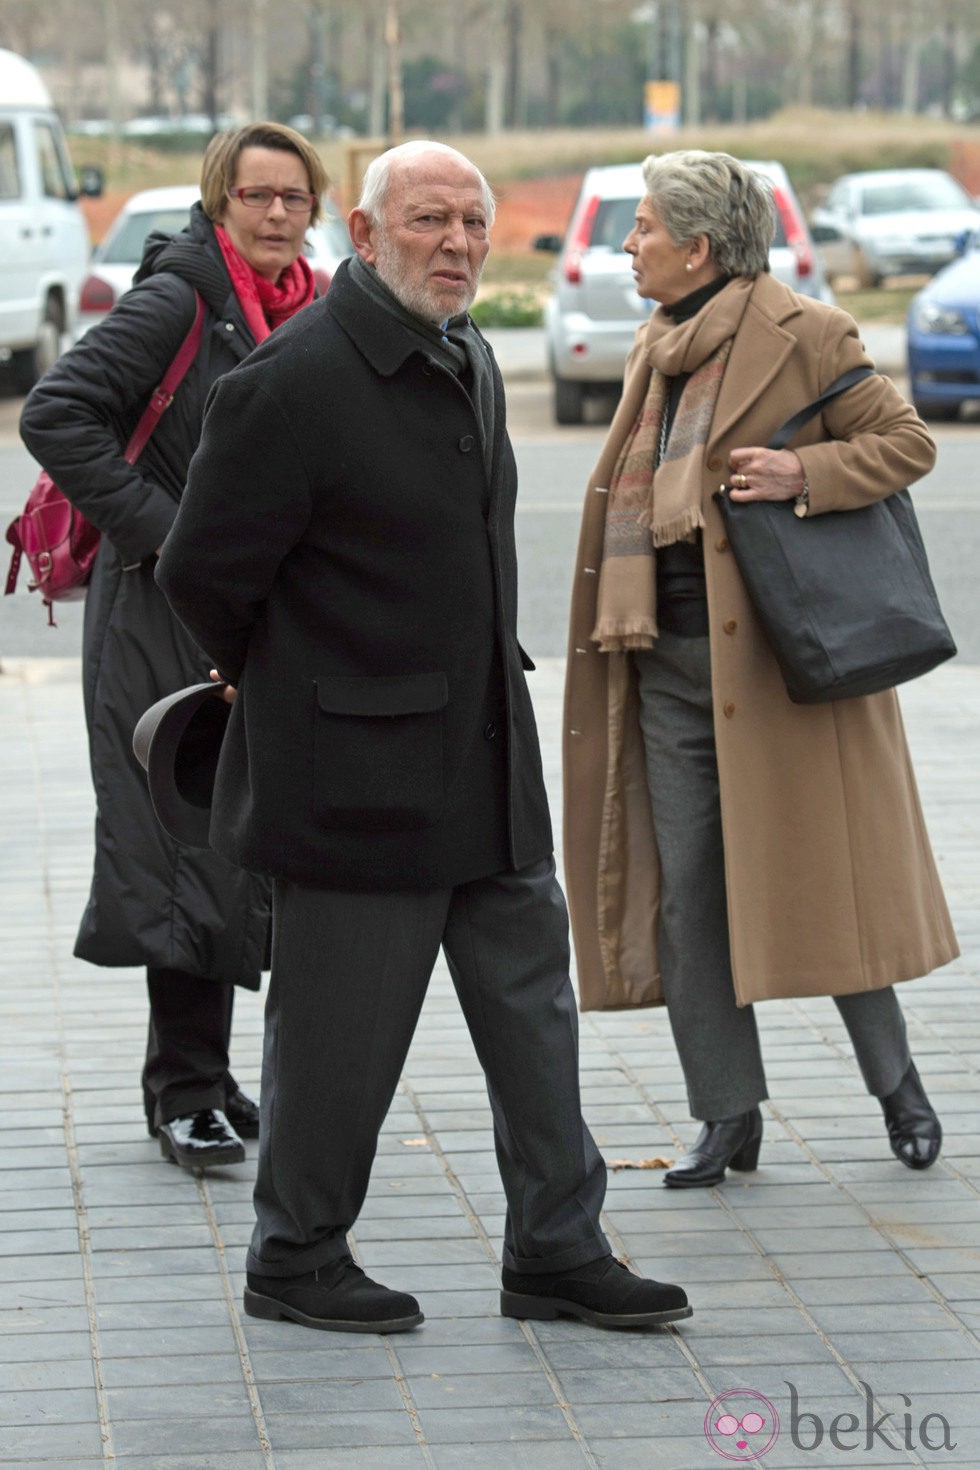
[
  {"xmin": 484, "ymin": 721, "xmax": 497, "ymax": 739},
  {"xmin": 459, "ymin": 435, "xmax": 475, "ymax": 452}
]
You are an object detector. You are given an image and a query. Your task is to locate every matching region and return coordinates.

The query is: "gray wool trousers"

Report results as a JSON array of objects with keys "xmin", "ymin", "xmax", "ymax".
[
  {"xmin": 632, "ymin": 635, "xmax": 911, "ymax": 1122},
  {"xmin": 246, "ymin": 856, "xmax": 609, "ymax": 1280}
]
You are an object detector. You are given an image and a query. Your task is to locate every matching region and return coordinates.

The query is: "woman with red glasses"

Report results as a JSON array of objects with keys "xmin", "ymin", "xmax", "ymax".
[{"xmin": 21, "ymin": 123, "xmax": 329, "ymax": 1172}]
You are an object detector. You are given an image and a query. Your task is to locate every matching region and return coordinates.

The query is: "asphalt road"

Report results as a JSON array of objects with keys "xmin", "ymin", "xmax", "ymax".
[{"xmin": 1, "ymin": 375, "xmax": 978, "ymax": 663}]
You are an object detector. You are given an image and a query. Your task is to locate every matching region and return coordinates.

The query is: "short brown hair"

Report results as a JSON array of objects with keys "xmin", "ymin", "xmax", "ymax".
[{"xmin": 200, "ymin": 122, "xmax": 329, "ymax": 225}]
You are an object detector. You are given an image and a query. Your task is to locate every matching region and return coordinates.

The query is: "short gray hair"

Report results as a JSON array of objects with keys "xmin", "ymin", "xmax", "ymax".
[
  {"xmin": 641, "ymin": 150, "xmax": 775, "ymax": 277},
  {"xmin": 357, "ymin": 140, "xmax": 496, "ymax": 226}
]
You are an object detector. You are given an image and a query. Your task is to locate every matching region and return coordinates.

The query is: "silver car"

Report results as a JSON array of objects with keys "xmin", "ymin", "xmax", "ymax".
[
  {"xmin": 534, "ymin": 160, "xmax": 833, "ymax": 425},
  {"xmin": 811, "ymin": 168, "xmax": 979, "ymax": 289}
]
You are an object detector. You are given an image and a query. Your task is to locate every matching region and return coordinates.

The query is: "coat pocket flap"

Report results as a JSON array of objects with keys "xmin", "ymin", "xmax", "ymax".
[{"xmin": 316, "ymin": 672, "xmax": 449, "ymax": 717}]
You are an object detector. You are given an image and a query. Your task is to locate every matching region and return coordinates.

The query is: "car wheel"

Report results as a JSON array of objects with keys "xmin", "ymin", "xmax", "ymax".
[
  {"xmin": 11, "ymin": 297, "xmax": 64, "ymax": 394},
  {"xmin": 912, "ymin": 396, "xmax": 960, "ymax": 423},
  {"xmin": 554, "ymin": 376, "xmax": 586, "ymax": 425}
]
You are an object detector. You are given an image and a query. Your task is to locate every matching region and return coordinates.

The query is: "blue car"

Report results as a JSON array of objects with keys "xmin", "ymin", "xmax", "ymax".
[{"xmin": 907, "ymin": 237, "xmax": 980, "ymax": 421}]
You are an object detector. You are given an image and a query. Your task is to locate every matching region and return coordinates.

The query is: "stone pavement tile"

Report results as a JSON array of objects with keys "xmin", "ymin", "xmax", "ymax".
[
  {"xmin": 108, "ymin": 1457, "xmax": 268, "ymax": 1470},
  {"xmin": 254, "ymin": 1377, "xmax": 411, "ymax": 1415},
  {"xmin": 0, "ymin": 1326, "xmax": 93, "ymax": 1358},
  {"xmin": 406, "ymin": 1370, "xmax": 561, "ymax": 1410},
  {"xmin": 105, "ymin": 1380, "xmax": 253, "ymax": 1420},
  {"xmin": 258, "ymin": 1410, "xmax": 421, "ymax": 1451},
  {"xmin": 773, "ymin": 1251, "xmax": 927, "ymax": 1281},
  {"xmin": 926, "ymin": 1274, "xmax": 980, "ymax": 1304},
  {"xmin": 358, "ymin": 1239, "xmax": 491, "ymax": 1268},
  {"xmin": 276, "ymin": 1451, "xmax": 429, "ymax": 1470},
  {"xmin": 98, "ymin": 1324, "xmax": 243, "ymax": 1359},
  {"xmin": 380, "ymin": 1315, "xmax": 524, "ymax": 1349},
  {"xmin": 688, "ymin": 1333, "xmax": 840, "ymax": 1370},
  {"xmin": 393, "ymin": 1341, "xmax": 544, "ymax": 1376},
  {"xmin": 522, "ymin": 1325, "xmax": 692, "ymax": 1369},
  {"xmin": 96, "ymin": 1297, "xmax": 233, "ymax": 1330},
  {"xmin": 834, "ymin": 1334, "xmax": 975, "ymax": 1364},
  {"xmin": 0, "ymin": 1386, "xmax": 101, "ymax": 1426},
  {"xmin": 0, "ymin": 1251, "xmax": 84, "ymax": 1282},
  {"xmin": 589, "ymin": 1438, "xmax": 726, "ymax": 1469},
  {"xmin": 248, "ymin": 1345, "xmax": 395, "ymax": 1380},
  {"xmin": 807, "ymin": 1300, "xmax": 969, "ymax": 1335},
  {"xmin": 429, "ymin": 1446, "xmax": 593, "ymax": 1470},
  {"xmin": 414, "ymin": 1404, "xmax": 575, "ymax": 1444},
  {"xmin": 776, "ymin": 1273, "xmax": 944, "ymax": 1308},
  {"xmin": 100, "ymin": 1351, "xmax": 248, "ymax": 1389},
  {"xmin": 840, "ymin": 1359, "xmax": 980, "ymax": 1396},
  {"xmin": 553, "ymin": 1366, "xmax": 701, "ymax": 1404},
  {"xmin": 0, "ymin": 1423, "xmax": 105, "ymax": 1463},
  {"xmin": 108, "ymin": 1417, "xmax": 268, "ymax": 1458}
]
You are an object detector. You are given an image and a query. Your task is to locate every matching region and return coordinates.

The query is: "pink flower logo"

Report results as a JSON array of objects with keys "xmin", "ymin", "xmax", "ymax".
[{"xmin": 704, "ymin": 1389, "xmax": 780, "ymax": 1461}]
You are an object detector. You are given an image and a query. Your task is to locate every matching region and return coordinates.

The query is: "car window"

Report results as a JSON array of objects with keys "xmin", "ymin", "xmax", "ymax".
[
  {"xmin": 0, "ymin": 123, "xmax": 19, "ymax": 199},
  {"xmin": 858, "ymin": 176, "xmax": 972, "ymax": 216},
  {"xmin": 589, "ymin": 197, "xmax": 641, "ymax": 251},
  {"xmin": 97, "ymin": 207, "xmax": 196, "ymax": 263},
  {"xmin": 35, "ymin": 120, "xmax": 74, "ymax": 200}
]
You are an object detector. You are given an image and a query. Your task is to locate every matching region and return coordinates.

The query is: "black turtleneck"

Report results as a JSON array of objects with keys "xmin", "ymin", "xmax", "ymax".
[{"xmin": 655, "ymin": 274, "xmax": 732, "ymax": 638}]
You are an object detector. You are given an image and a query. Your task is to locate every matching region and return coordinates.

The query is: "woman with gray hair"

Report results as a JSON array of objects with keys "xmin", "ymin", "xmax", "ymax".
[{"xmin": 564, "ymin": 150, "xmax": 955, "ymax": 1186}]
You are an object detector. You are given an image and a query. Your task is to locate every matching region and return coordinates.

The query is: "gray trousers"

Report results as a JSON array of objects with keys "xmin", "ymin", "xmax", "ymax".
[
  {"xmin": 246, "ymin": 856, "xmax": 609, "ymax": 1279},
  {"xmin": 633, "ymin": 636, "xmax": 911, "ymax": 1121}
]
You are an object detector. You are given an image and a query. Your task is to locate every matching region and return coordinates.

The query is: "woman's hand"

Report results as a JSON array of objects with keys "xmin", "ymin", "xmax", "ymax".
[
  {"xmin": 209, "ymin": 668, "xmax": 237, "ymax": 704},
  {"xmin": 725, "ymin": 448, "xmax": 805, "ymax": 502}
]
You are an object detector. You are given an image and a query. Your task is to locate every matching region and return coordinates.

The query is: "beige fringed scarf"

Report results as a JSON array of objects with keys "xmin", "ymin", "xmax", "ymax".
[{"xmin": 593, "ymin": 276, "xmax": 754, "ymax": 652}]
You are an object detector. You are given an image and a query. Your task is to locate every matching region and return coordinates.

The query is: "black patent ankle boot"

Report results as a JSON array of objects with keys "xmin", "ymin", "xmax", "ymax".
[
  {"xmin": 882, "ymin": 1062, "xmax": 941, "ymax": 1170},
  {"xmin": 663, "ymin": 1107, "xmax": 763, "ymax": 1188}
]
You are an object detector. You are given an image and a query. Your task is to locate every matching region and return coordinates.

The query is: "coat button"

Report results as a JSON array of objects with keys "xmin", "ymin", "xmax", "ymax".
[
  {"xmin": 225, "ymin": 322, "xmax": 235, "ymax": 332},
  {"xmin": 723, "ymin": 701, "xmax": 736, "ymax": 718},
  {"xmin": 723, "ymin": 618, "xmax": 737, "ymax": 634},
  {"xmin": 459, "ymin": 434, "xmax": 475, "ymax": 452},
  {"xmin": 715, "ymin": 537, "xmax": 729, "ymax": 552},
  {"xmin": 483, "ymin": 721, "xmax": 497, "ymax": 740}
]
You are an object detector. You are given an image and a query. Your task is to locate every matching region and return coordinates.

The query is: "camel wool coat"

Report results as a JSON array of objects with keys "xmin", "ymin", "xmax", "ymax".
[{"xmin": 564, "ymin": 272, "xmax": 959, "ymax": 1013}]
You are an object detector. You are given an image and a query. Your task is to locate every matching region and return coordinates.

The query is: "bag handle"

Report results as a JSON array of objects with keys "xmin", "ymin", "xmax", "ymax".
[
  {"xmin": 767, "ymin": 365, "xmax": 876, "ymax": 451},
  {"xmin": 122, "ymin": 291, "xmax": 205, "ymax": 464}
]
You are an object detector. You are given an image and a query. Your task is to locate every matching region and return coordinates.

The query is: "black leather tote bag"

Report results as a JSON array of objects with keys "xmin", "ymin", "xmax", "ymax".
[{"xmin": 714, "ymin": 366, "xmax": 956, "ymax": 704}]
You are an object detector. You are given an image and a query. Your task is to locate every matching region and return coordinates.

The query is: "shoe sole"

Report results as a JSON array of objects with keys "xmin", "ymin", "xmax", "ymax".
[
  {"xmin": 159, "ymin": 1135, "xmax": 246, "ymax": 1171},
  {"xmin": 243, "ymin": 1287, "xmax": 423, "ymax": 1334},
  {"xmin": 499, "ymin": 1290, "xmax": 692, "ymax": 1329}
]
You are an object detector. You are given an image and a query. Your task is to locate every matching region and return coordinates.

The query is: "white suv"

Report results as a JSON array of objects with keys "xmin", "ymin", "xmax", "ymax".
[{"xmin": 535, "ymin": 160, "xmax": 833, "ymax": 424}]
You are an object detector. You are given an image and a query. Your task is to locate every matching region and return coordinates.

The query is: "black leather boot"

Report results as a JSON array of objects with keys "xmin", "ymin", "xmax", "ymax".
[
  {"xmin": 663, "ymin": 1107, "xmax": 763, "ymax": 1188},
  {"xmin": 881, "ymin": 1061, "xmax": 941, "ymax": 1170}
]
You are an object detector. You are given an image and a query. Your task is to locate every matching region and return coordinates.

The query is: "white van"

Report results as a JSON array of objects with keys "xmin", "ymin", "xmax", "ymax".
[{"xmin": 0, "ymin": 48, "xmax": 102, "ymax": 392}]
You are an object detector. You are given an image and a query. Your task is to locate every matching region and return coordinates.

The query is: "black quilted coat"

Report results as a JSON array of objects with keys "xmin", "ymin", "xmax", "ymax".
[{"xmin": 19, "ymin": 205, "xmax": 271, "ymax": 987}]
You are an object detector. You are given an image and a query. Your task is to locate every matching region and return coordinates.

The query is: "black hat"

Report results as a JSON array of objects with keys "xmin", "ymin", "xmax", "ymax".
[{"xmin": 133, "ymin": 681, "xmax": 231, "ymax": 848}]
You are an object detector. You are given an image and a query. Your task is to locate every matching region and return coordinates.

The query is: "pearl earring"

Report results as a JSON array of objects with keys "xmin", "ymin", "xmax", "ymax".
[{"xmin": 685, "ymin": 262, "xmax": 693, "ymax": 271}]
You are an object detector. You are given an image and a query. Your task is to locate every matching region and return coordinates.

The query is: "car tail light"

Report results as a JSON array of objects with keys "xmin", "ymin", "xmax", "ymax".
[
  {"xmin": 78, "ymin": 274, "xmax": 117, "ymax": 314},
  {"xmin": 772, "ymin": 187, "xmax": 814, "ymax": 280},
  {"xmin": 563, "ymin": 194, "xmax": 600, "ymax": 285}
]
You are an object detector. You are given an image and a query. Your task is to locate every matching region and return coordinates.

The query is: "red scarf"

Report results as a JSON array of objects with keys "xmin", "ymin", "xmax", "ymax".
[{"xmin": 215, "ymin": 224, "xmax": 315, "ymax": 343}]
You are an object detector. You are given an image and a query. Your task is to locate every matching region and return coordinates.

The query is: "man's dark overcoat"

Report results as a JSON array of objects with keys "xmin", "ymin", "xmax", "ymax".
[
  {"xmin": 19, "ymin": 206, "xmax": 271, "ymax": 985},
  {"xmin": 157, "ymin": 258, "xmax": 553, "ymax": 891}
]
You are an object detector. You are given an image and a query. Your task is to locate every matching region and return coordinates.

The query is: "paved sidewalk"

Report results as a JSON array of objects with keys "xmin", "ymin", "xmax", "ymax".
[{"xmin": 1, "ymin": 654, "xmax": 978, "ymax": 1469}]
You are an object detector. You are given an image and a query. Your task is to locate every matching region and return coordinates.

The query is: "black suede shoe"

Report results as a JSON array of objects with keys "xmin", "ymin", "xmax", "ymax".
[
  {"xmin": 882, "ymin": 1061, "xmax": 942, "ymax": 1170},
  {"xmin": 663, "ymin": 1107, "xmax": 763, "ymax": 1189},
  {"xmin": 244, "ymin": 1256, "xmax": 423, "ymax": 1334},
  {"xmin": 225, "ymin": 1081, "xmax": 260, "ymax": 1139},
  {"xmin": 158, "ymin": 1109, "xmax": 246, "ymax": 1171},
  {"xmin": 500, "ymin": 1255, "xmax": 691, "ymax": 1329}
]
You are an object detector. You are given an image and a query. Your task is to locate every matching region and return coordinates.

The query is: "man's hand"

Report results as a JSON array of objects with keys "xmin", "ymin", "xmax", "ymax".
[{"xmin": 209, "ymin": 668, "xmax": 237, "ymax": 704}]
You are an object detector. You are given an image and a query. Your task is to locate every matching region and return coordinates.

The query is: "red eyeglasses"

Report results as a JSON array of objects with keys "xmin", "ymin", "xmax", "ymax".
[{"xmin": 227, "ymin": 187, "xmax": 317, "ymax": 214}]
